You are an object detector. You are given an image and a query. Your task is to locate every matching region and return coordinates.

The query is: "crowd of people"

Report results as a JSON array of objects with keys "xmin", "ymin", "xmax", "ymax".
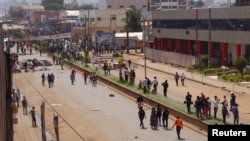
[{"xmin": 185, "ymin": 91, "xmax": 239, "ymax": 125}]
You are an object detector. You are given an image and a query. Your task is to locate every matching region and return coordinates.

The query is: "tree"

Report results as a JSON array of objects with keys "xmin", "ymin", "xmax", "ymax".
[
  {"xmin": 42, "ymin": 0, "xmax": 64, "ymax": 10},
  {"xmin": 233, "ymin": 57, "xmax": 247, "ymax": 78},
  {"xmin": 45, "ymin": 3, "xmax": 64, "ymax": 10},
  {"xmin": 187, "ymin": 0, "xmax": 204, "ymax": 8},
  {"xmin": 78, "ymin": 4, "xmax": 96, "ymax": 10},
  {"xmin": 124, "ymin": 7, "xmax": 142, "ymax": 32},
  {"xmin": 84, "ymin": 47, "xmax": 89, "ymax": 67}
]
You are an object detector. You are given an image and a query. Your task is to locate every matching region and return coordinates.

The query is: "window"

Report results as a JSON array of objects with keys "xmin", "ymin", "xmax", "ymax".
[
  {"xmin": 120, "ymin": 5, "xmax": 124, "ymax": 8},
  {"xmin": 108, "ymin": 5, "xmax": 112, "ymax": 8},
  {"xmin": 142, "ymin": 5, "xmax": 147, "ymax": 8}
]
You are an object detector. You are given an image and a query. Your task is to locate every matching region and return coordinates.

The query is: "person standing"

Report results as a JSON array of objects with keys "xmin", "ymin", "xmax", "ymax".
[
  {"xmin": 231, "ymin": 103, "xmax": 239, "ymax": 125},
  {"xmin": 172, "ymin": 116, "xmax": 184, "ymax": 140},
  {"xmin": 185, "ymin": 92, "xmax": 192, "ymax": 114},
  {"xmin": 230, "ymin": 92, "xmax": 236, "ymax": 111},
  {"xmin": 161, "ymin": 80, "xmax": 169, "ymax": 97},
  {"xmin": 41, "ymin": 73, "xmax": 46, "ymax": 86},
  {"xmin": 180, "ymin": 73, "xmax": 185, "ymax": 86},
  {"xmin": 213, "ymin": 96, "xmax": 220, "ymax": 119},
  {"xmin": 47, "ymin": 73, "xmax": 51, "ymax": 88},
  {"xmin": 152, "ymin": 76, "xmax": 158, "ymax": 94},
  {"xmin": 136, "ymin": 95, "xmax": 143, "ymax": 109},
  {"xmin": 142, "ymin": 77, "xmax": 148, "ymax": 94},
  {"xmin": 29, "ymin": 107, "xmax": 37, "ymax": 127},
  {"xmin": 138, "ymin": 106, "xmax": 146, "ymax": 128},
  {"xmin": 174, "ymin": 72, "xmax": 180, "ymax": 86},
  {"xmin": 22, "ymin": 96, "xmax": 28, "ymax": 115},
  {"xmin": 128, "ymin": 59, "xmax": 132, "ymax": 68},
  {"xmin": 222, "ymin": 102, "xmax": 229, "ymax": 124},
  {"xmin": 162, "ymin": 108, "xmax": 169, "ymax": 129}
]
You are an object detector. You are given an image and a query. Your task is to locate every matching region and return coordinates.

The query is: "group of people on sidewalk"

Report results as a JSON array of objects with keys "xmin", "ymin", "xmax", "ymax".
[
  {"xmin": 136, "ymin": 95, "xmax": 184, "ymax": 140},
  {"xmin": 12, "ymin": 88, "xmax": 37, "ymax": 128},
  {"xmin": 185, "ymin": 91, "xmax": 239, "ymax": 125}
]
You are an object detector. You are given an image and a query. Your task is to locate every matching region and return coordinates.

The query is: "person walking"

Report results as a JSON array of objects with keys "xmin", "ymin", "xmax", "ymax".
[
  {"xmin": 152, "ymin": 76, "xmax": 158, "ymax": 94},
  {"xmin": 41, "ymin": 73, "xmax": 46, "ymax": 86},
  {"xmin": 162, "ymin": 108, "xmax": 169, "ymax": 129},
  {"xmin": 180, "ymin": 73, "xmax": 185, "ymax": 86},
  {"xmin": 82, "ymin": 71, "xmax": 88, "ymax": 85},
  {"xmin": 185, "ymin": 92, "xmax": 192, "ymax": 114},
  {"xmin": 22, "ymin": 96, "xmax": 28, "ymax": 115},
  {"xmin": 138, "ymin": 106, "xmax": 146, "ymax": 128},
  {"xmin": 172, "ymin": 116, "xmax": 184, "ymax": 140},
  {"xmin": 16, "ymin": 89, "xmax": 21, "ymax": 107},
  {"xmin": 174, "ymin": 72, "xmax": 180, "ymax": 86},
  {"xmin": 60, "ymin": 59, "xmax": 64, "ymax": 70},
  {"xmin": 70, "ymin": 73, "xmax": 75, "ymax": 85},
  {"xmin": 212, "ymin": 96, "xmax": 220, "ymax": 119},
  {"xmin": 156, "ymin": 105, "xmax": 162, "ymax": 126},
  {"xmin": 150, "ymin": 107, "xmax": 158, "ymax": 130},
  {"xmin": 136, "ymin": 95, "xmax": 143, "ymax": 109},
  {"xmin": 29, "ymin": 107, "xmax": 37, "ymax": 127}
]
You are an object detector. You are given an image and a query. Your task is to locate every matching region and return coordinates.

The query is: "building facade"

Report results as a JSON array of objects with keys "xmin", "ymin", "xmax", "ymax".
[
  {"xmin": 98, "ymin": 0, "xmax": 148, "ymax": 11},
  {"xmin": 236, "ymin": 0, "xmax": 250, "ymax": 6},
  {"xmin": 152, "ymin": 6, "xmax": 250, "ymax": 67}
]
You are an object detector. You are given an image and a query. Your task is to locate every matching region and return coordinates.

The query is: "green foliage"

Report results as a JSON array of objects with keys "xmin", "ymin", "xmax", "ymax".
[
  {"xmin": 138, "ymin": 80, "xmax": 142, "ymax": 89},
  {"xmin": 217, "ymin": 70, "xmax": 239, "ymax": 77},
  {"xmin": 124, "ymin": 7, "xmax": 142, "ymax": 32},
  {"xmin": 191, "ymin": 63, "xmax": 199, "ymax": 69},
  {"xmin": 233, "ymin": 57, "xmax": 247, "ymax": 78},
  {"xmin": 243, "ymin": 75, "xmax": 250, "ymax": 81},
  {"xmin": 201, "ymin": 55, "xmax": 208, "ymax": 67},
  {"xmin": 84, "ymin": 47, "xmax": 89, "ymax": 67},
  {"xmin": 10, "ymin": 29, "xmax": 24, "ymax": 39},
  {"xmin": 44, "ymin": 3, "xmax": 64, "ymax": 10},
  {"xmin": 78, "ymin": 4, "xmax": 96, "ymax": 10}
]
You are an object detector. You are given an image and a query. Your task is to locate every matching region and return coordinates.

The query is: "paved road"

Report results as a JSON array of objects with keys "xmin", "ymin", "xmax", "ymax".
[{"xmin": 13, "ymin": 51, "xmax": 207, "ymax": 141}]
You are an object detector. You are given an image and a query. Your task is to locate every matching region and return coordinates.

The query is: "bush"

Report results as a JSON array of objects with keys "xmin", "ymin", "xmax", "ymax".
[
  {"xmin": 220, "ymin": 74, "xmax": 227, "ymax": 80},
  {"xmin": 191, "ymin": 64, "xmax": 199, "ymax": 69},
  {"xmin": 243, "ymin": 75, "xmax": 250, "ymax": 81},
  {"xmin": 217, "ymin": 70, "xmax": 239, "ymax": 76}
]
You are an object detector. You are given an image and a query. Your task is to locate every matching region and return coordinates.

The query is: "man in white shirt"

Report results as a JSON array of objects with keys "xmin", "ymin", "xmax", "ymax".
[
  {"xmin": 142, "ymin": 77, "xmax": 148, "ymax": 94},
  {"xmin": 152, "ymin": 76, "xmax": 158, "ymax": 94},
  {"xmin": 213, "ymin": 96, "xmax": 220, "ymax": 119}
]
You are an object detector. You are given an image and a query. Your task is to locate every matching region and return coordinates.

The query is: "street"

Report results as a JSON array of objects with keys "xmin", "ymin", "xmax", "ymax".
[{"xmin": 13, "ymin": 51, "xmax": 207, "ymax": 141}]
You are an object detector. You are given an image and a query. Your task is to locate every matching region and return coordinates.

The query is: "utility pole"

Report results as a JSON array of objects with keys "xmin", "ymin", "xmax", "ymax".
[
  {"xmin": 54, "ymin": 115, "xmax": 59, "ymax": 141},
  {"xmin": 126, "ymin": 11, "xmax": 129, "ymax": 54},
  {"xmin": 208, "ymin": 8, "xmax": 211, "ymax": 69},
  {"xmin": 41, "ymin": 102, "xmax": 46, "ymax": 141}
]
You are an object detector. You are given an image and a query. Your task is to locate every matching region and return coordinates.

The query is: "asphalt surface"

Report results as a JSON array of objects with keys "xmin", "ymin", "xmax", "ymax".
[{"xmin": 12, "ymin": 49, "xmax": 207, "ymax": 140}]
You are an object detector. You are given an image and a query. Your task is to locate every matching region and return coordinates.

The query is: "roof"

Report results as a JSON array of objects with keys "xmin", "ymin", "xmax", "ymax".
[
  {"xmin": 115, "ymin": 32, "xmax": 143, "ymax": 40},
  {"xmin": 21, "ymin": 5, "xmax": 45, "ymax": 10}
]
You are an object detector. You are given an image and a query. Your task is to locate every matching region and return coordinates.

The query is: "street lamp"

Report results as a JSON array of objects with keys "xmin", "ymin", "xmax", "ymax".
[
  {"xmin": 141, "ymin": 11, "xmax": 152, "ymax": 78},
  {"xmin": 126, "ymin": 8, "xmax": 132, "ymax": 54}
]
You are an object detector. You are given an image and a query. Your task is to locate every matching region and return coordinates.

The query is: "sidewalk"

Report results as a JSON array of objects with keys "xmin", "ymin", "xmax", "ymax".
[{"xmin": 97, "ymin": 50, "xmax": 250, "ymax": 125}]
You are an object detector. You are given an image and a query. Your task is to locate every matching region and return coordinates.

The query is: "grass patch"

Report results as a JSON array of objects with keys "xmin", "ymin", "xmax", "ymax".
[{"xmin": 64, "ymin": 58, "xmax": 227, "ymax": 125}]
